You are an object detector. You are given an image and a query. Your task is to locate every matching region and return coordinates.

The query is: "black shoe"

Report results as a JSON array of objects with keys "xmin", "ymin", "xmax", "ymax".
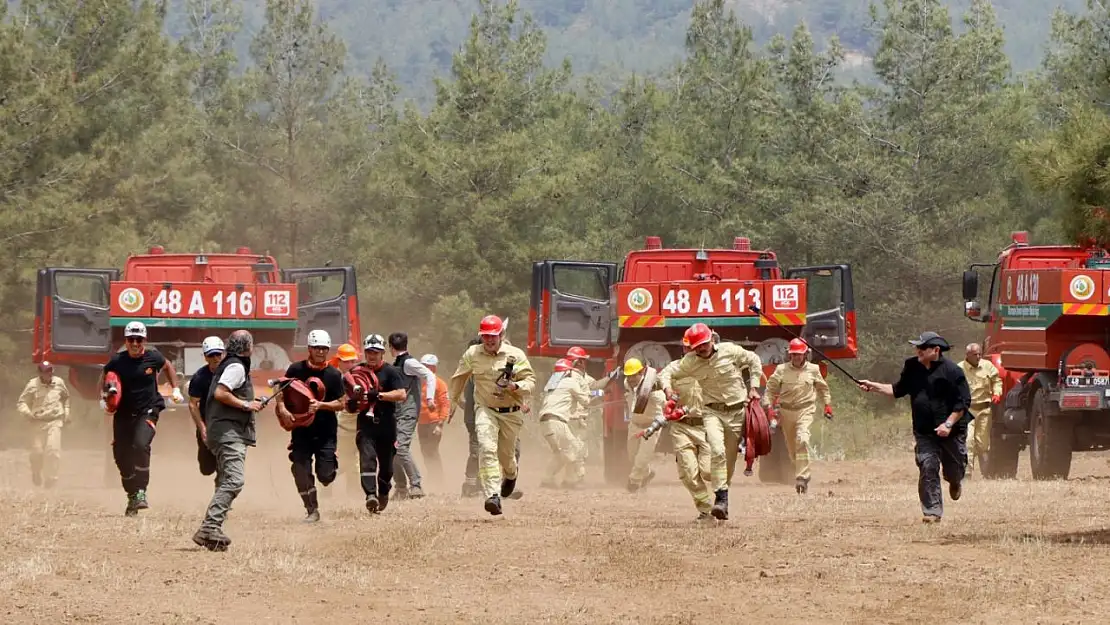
[
  {"xmin": 125, "ymin": 493, "xmax": 140, "ymax": 517},
  {"xmin": 303, "ymin": 509, "xmax": 320, "ymax": 523},
  {"xmin": 484, "ymin": 495, "xmax": 503, "ymax": 516},
  {"xmin": 796, "ymin": 477, "xmax": 810, "ymax": 495},
  {"xmin": 500, "ymin": 478, "xmax": 517, "ymax": 498},
  {"xmin": 711, "ymin": 489, "xmax": 729, "ymax": 521},
  {"xmin": 950, "ymin": 480, "xmax": 962, "ymax": 501},
  {"xmin": 365, "ymin": 495, "xmax": 380, "ymax": 514},
  {"xmin": 133, "ymin": 489, "xmax": 150, "ymax": 510},
  {"xmin": 378, "ymin": 492, "xmax": 390, "ymax": 512}
]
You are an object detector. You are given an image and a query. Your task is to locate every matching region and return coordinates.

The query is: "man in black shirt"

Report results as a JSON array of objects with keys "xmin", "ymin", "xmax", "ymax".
[
  {"xmin": 188, "ymin": 336, "xmax": 226, "ymax": 482},
  {"xmin": 275, "ymin": 329, "xmax": 346, "ymax": 523},
  {"xmin": 358, "ymin": 333, "xmax": 408, "ymax": 514},
  {"xmin": 99, "ymin": 321, "xmax": 182, "ymax": 516},
  {"xmin": 859, "ymin": 331, "xmax": 972, "ymax": 523}
]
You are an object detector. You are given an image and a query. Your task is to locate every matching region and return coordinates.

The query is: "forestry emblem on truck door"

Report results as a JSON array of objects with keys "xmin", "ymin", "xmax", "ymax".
[
  {"xmin": 627, "ymin": 288, "xmax": 652, "ymax": 314},
  {"xmin": 1070, "ymin": 274, "xmax": 1095, "ymax": 301},
  {"xmin": 118, "ymin": 288, "xmax": 144, "ymax": 314}
]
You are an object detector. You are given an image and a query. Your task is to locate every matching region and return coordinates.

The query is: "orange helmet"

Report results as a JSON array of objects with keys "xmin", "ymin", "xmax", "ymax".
[
  {"xmin": 479, "ymin": 315, "xmax": 504, "ymax": 336},
  {"xmin": 566, "ymin": 346, "xmax": 588, "ymax": 360},
  {"xmin": 788, "ymin": 338, "xmax": 808, "ymax": 354},
  {"xmin": 682, "ymin": 323, "xmax": 713, "ymax": 349},
  {"xmin": 553, "ymin": 358, "xmax": 574, "ymax": 372},
  {"xmin": 337, "ymin": 343, "xmax": 359, "ymax": 362}
]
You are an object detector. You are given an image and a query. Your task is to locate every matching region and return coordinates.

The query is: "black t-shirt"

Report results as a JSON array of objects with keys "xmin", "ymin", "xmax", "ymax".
[
  {"xmin": 188, "ymin": 365, "xmax": 217, "ymax": 420},
  {"xmin": 892, "ymin": 356, "xmax": 972, "ymax": 436},
  {"xmin": 367, "ymin": 363, "xmax": 405, "ymax": 423},
  {"xmin": 284, "ymin": 360, "xmax": 345, "ymax": 424},
  {"xmin": 104, "ymin": 348, "xmax": 167, "ymax": 415}
]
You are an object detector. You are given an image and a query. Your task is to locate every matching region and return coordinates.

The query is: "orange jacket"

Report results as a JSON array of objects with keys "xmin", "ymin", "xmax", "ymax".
[{"xmin": 419, "ymin": 376, "xmax": 451, "ymax": 424}]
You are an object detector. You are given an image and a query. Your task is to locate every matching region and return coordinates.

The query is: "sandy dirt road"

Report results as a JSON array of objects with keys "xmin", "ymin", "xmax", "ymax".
[{"xmin": 2, "ymin": 419, "xmax": 1110, "ymax": 624}]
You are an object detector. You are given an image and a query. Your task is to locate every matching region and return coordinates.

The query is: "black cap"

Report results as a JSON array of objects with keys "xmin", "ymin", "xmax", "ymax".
[{"xmin": 909, "ymin": 331, "xmax": 950, "ymax": 351}]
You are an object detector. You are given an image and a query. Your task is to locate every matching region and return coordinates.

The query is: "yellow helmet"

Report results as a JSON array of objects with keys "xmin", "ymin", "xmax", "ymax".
[{"xmin": 623, "ymin": 357, "xmax": 644, "ymax": 377}]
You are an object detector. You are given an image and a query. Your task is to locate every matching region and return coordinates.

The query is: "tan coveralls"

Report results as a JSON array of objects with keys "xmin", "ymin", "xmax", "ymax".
[
  {"xmin": 334, "ymin": 409, "xmax": 360, "ymax": 496},
  {"xmin": 624, "ymin": 373, "xmax": 665, "ymax": 488},
  {"xmin": 570, "ymin": 373, "xmax": 608, "ymax": 463},
  {"xmin": 658, "ymin": 343, "xmax": 763, "ymax": 493},
  {"xmin": 765, "ymin": 361, "xmax": 830, "ymax": 482},
  {"xmin": 449, "ymin": 342, "xmax": 536, "ymax": 499},
  {"xmin": 17, "ymin": 375, "xmax": 71, "ymax": 486},
  {"xmin": 539, "ymin": 372, "xmax": 590, "ymax": 487},
  {"xmin": 660, "ymin": 360, "xmax": 713, "ymax": 515},
  {"xmin": 958, "ymin": 358, "xmax": 1001, "ymax": 469}
]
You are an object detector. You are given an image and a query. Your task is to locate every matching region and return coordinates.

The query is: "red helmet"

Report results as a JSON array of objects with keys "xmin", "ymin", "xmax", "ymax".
[
  {"xmin": 682, "ymin": 323, "xmax": 713, "ymax": 349},
  {"xmin": 553, "ymin": 358, "xmax": 574, "ymax": 372},
  {"xmin": 788, "ymin": 338, "xmax": 808, "ymax": 354},
  {"xmin": 478, "ymin": 315, "xmax": 503, "ymax": 336},
  {"xmin": 566, "ymin": 346, "xmax": 588, "ymax": 360}
]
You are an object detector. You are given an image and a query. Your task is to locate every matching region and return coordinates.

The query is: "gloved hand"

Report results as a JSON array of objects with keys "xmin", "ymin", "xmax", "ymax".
[
  {"xmin": 172, "ymin": 388, "xmax": 184, "ymax": 404},
  {"xmin": 769, "ymin": 418, "xmax": 779, "ymax": 434},
  {"xmin": 824, "ymin": 405, "xmax": 834, "ymax": 420},
  {"xmin": 991, "ymin": 394, "xmax": 1001, "ymax": 404},
  {"xmin": 366, "ymin": 388, "xmax": 379, "ymax": 402},
  {"xmin": 345, "ymin": 398, "xmax": 359, "ymax": 414}
]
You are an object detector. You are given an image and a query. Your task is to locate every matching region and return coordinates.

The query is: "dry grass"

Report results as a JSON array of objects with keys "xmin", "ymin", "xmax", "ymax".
[{"xmin": 1, "ymin": 420, "xmax": 1110, "ymax": 624}]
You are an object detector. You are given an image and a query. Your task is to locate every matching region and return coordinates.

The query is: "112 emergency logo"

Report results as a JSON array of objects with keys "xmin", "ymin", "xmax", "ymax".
[
  {"xmin": 626, "ymin": 288, "xmax": 653, "ymax": 314},
  {"xmin": 117, "ymin": 288, "xmax": 144, "ymax": 314},
  {"xmin": 1070, "ymin": 274, "xmax": 1095, "ymax": 301}
]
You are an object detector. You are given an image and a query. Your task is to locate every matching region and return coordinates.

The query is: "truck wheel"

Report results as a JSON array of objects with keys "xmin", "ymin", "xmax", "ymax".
[
  {"xmin": 603, "ymin": 425, "xmax": 630, "ymax": 486},
  {"xmin": 981, "ymin": 404, "xmax": 1018, "ymax": 479},
  {"xmin": 757, "ymin": 426, "xmax": 794, "ymax": 485},
  {"xmin": 1028, "ymin": 386, "xmax": 1074, "ymax": 480}
]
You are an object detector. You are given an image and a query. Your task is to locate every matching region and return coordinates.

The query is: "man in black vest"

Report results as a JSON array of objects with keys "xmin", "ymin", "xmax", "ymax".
[
  {"xmin": 192, "ymin": 330, "xmax": 262, "ymax": 551},
  {"xmin": 188, "ymin": 336, "xmax": 226, "ymax": 482},
  {"xmin": 388, "ymin": 332, "xmax": 436, "ymax": 498}
]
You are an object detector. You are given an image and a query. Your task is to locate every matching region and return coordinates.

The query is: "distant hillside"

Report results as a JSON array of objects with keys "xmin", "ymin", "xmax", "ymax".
[{"xmin": 156, "ymin": 0, "xmax": 1088, "ymax": 102}]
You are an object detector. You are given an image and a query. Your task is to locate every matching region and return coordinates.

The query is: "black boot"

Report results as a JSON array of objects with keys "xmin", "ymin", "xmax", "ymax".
[
  {"xmin": 301, "ymin": 489, "xmax": 320, "ymax": 522},
  {"xmin": 484, "ymin": 495, "xmax": 503, "ymax": 516},
  {"xmin": 796, "ymin": 477, "xmax": 810, "ymax": 495},
  {"xmin": 711, "ymin": 489, "xmax": 729, "ymax": 520},
  {"xmin": 500, "ymin": 477, "xmax": 517, "ymax": 498}
]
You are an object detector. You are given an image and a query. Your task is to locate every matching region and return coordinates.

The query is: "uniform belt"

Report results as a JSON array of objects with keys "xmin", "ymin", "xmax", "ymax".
[
  {"xmin": 488, "ymin": 405, "xmax": 521, "ymax": 414},
  {"xmin": 705, "ymin": 401, "xmax": 745, "ymax": 411},
  {"xmin": 679, "ymin": 416, "xmax": 704, "ymax": 426},
  {"xmin": 779, "ymin": 401, "xmax": 809, "ymax": 411}
]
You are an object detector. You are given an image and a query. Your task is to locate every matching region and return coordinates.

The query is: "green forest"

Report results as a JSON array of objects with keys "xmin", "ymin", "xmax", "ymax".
[{"xmin": 2, "ymin": 0, "xmax": 1110, "ymax": 413}]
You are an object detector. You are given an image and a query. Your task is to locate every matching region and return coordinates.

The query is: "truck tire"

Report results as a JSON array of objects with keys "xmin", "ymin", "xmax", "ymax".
[
  {"xmin": 981, "ymin": 404, "xmax": 1018, "ymax": 479},
  {"xmin": 1028, "ymin": 386, "xmax": 1073, "ymax": 480},
  {"xmin": 757, "ymin": 426, "xmax": 794, "ymax": 484}
]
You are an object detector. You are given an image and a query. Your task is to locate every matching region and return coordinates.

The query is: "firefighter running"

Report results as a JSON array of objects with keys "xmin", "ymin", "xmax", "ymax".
[
  {"xmin": 957, "ymin": 343, "xmax": 1001, "ymax": 474},
  {"xmin": 17, "ymin": 361, "xmax": 70, "ymax": 488},
  {"xmin": 356, "ymin": 334, "xmax": 408, "ymax": 514},
  {"xmin": 538, "ymin": 358, "xmax": 589, "ymax": 489},
  {"xmin": 659, "ymin": 354, "xmax": 715, "ymax": 520},
  {"xmin": 448, "ymin": 315, "xmax": 537, "ymax": 516},
  {"xmin": 274, "ymin": 329, "xmax": 346, "ymax": 523},
  {"xmin": 564, "ymin": 346, "xmax": 617, "ymax": 472},
  {"xmin": 98, "ymin": 321, "xmax": 182, "ymax": 516},
  {"xmin": 621, "ymin": 357, "xmax": 664, "ymax": 492},
  {"xmin": 765, "ymin": 339, "xmax": 833, "ymax": 494},
  {"xmin": 659, "ymin": 323, "xmax": 764, "ymax": 520}
]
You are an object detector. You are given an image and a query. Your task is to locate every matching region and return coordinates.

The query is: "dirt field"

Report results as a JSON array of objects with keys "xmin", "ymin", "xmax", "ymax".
[{"xmin": 2, "ymin": 418, "xmax": 1110, "ymax": 625}]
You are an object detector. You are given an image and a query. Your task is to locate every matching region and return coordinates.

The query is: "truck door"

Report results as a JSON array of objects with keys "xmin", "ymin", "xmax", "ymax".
[
  {"xmin": 34, "ymin": 268, "xmax": 120, "ymax": 360},
  {"xmin": 785, "ymin": 264, "xmax": 857, "ymax": 360},
  {"xmin": 281, "ymin": 267, "xmax": 359, "ymax": 350},
  {"xmin": 528, "ymin": 260, "xmax": 617, "ymax": 358}
]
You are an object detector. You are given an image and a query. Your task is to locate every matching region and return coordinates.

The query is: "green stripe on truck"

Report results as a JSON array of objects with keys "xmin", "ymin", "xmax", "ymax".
[{"xmin": 110, "ymin": 317, "xmax": 298, "ymax": 329}]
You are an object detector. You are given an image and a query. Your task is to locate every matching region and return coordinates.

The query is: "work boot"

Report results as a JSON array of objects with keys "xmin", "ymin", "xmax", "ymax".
[
  {"xmin": 125, "ymin": 492, "xmax": 141, "ymax": 517},
  {"xmin": 378, "ymin": 491, "xmax": 390, "ymax": 512},
  {"xmin": 365, "ymin": 495, "xmax": 380, "ymax": 515},
  {"xmin": 134, "ymin": 489, "xmax": 150, "ymax": 510},
  {"xmin": 922, "ymin": 514, "xmax": 942, "ymax": 524},
  {"xmin": 949, "ymin": 480, "xmax": 962, "ymax": 501},
  {"xmin": 303, "ymin": 509, "xmax": 320, "ymax": 523},
  {"xmin": 694, "ymin": 511, "xmax": 713, "ymax": 523},
  {"xmin": 192, "ymin": 527, "xmax": 231, "ymax": 552},
  {"xmin": 711, "ymin": 489, "xmax": 729, "ymax": 521},
  {"xmin": 500, "ymin": 477, "xmax": 517, "ymax": 498},
  {"xmin": 642, "ymin": 469, "xmax": 656, "ymax": 487},
  {"xmin": 484, "ymin": 495, "xmax": 503, "ymax": 516},
  {"xmin": 408, "ymin": 486, "xmax": 425, "ymax": 499},
  {"xmin": 795, "ymin": 477, "xmax": 810, "ymax": 495}
]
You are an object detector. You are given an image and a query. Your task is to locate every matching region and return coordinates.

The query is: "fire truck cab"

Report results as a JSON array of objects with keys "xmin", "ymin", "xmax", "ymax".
[{"xmin": 528, "ymin": 236, "xmax": 858, "ymax": 485}]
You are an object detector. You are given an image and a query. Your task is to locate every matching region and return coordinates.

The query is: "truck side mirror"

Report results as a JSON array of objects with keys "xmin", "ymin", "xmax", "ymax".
[{"xmin": 962, "ymin": 270, "xmax": 979, "ymax": 301}]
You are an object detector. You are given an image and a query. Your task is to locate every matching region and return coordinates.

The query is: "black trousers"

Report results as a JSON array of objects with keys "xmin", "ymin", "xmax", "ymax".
[
  {"xmin": 913, "ymin": 429, "xmax": 968, "ymax": 517},
  {"xmin": 358, "ymin": 412, "xmax": 397, "ymax": 499},
  {"xmin": 196, "ymin": 429, "xmax": 218, "ymax": 477},
  {"xmin": 112, "ymin": 407, "xmax": 160, "ymax": 495},
  {"xmin": 288, "ymin": 414, "xmax": 338, "ymax": 511}
]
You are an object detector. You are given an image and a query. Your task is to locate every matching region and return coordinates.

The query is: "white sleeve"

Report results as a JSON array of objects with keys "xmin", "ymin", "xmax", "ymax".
[
  {"xmin": 404, "ymin": 358, "xmax": 437, "ymax": 401},
  {"xmin": 218, "ymin": 363, "xmax": 246, "ymax": 391}
]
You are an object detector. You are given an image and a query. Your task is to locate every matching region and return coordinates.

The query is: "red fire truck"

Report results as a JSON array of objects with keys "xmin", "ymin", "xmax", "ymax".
[{"xmin": 528, "ymin": 235, "xmax": 858, "ymax": 485}]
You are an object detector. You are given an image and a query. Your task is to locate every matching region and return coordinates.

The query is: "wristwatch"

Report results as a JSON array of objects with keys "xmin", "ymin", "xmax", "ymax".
[
  {"xmin": 941, "ymin": 421, "xmax": 953, "ymax": 430},
  {"xmin": 240, "ymin": 400, "xmax": 251, "ymax": 411}
]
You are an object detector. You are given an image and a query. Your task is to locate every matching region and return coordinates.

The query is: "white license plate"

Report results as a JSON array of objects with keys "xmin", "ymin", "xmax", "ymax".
[{"xmin": 1066, "ymin": 376, "xmax": 1110, "ymax": 387}]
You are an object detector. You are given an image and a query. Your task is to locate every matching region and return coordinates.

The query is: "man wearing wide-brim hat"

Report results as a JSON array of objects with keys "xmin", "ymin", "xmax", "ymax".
[{"xmin": 858, "ymin": 331, "xmax": 973, "ymax": 523}]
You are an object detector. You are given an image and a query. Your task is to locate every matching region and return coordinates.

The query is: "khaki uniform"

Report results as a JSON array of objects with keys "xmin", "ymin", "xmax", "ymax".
[
  {"xmin": 17, "ymin": 375, "xmax": 71, "ymax": 486},
  {"xmin": 570, "ymin": 373, "xmax": 608, "ymax": 462},
  {"xmin": 538, "ymin": 372, "xmax": 590, "ymax": 487},
  {"xmin": 449, "ymin": 342, "xmax": 536, "ymax": 499},
  {"xmin": 765, "ymin": 362, "xmax": 830, "ymax": 482},
  {"xmin": 958, "ymin": 359, "xmax": 1002, "ymax": 468},
  {"xmin": 624, "ymin": 374, "xmax": 666, "ymax": 487},
  {"xmin": 334, "ymin": 410, "xmax": 360, "ymax": 496},
  {"xmin": 661, "ymin": 361, "xmax": 712, "ymax": 514},
  {"xmin": 658, "ymin": 343, "xmax": 763, "ymax": 492}
]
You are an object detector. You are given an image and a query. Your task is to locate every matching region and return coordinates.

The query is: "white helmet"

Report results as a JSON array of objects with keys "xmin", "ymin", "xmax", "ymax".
[
  {"xmin": 420, "ymin": 353, "xmax": 438, "ymax": 366},
  {"xmin": 307, "ymin": 329, "xmax": 331, "ymax": 349},
  {"xmin": 363, "ymin": 334, "xmax": 386, "ymax": 352},
  {"xmin": 201, "ymin": 336, "xmax": 225, "ymax": 355},
  {"xmin": 124, "ymin": 321, "xmax": 147, "ymax": 338}
]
